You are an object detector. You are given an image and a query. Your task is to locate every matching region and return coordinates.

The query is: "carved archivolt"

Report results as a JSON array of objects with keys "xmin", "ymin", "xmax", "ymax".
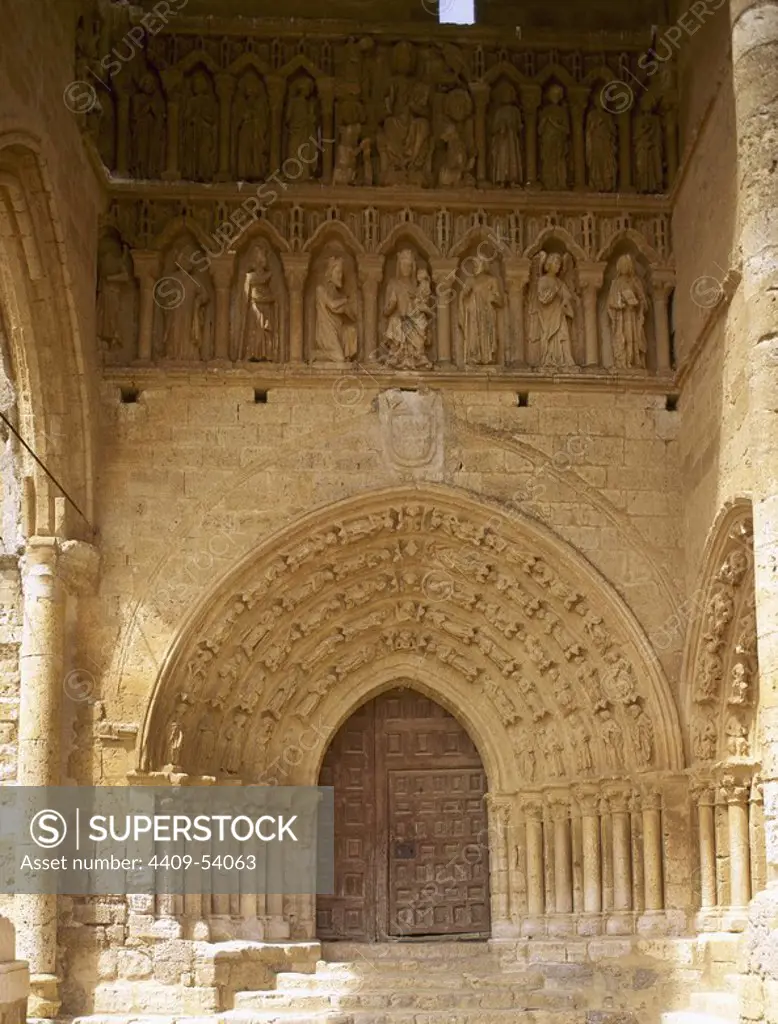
[
  {"xmin": 685, "ymin": 503, "xmax": 759, "ymax": 767},
  {"xmin": 141, "ymin": 488, "xmax": 682, "ymax": 789}
]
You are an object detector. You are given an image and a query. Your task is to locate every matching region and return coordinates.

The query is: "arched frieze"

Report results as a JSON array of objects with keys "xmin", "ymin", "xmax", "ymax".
[{"xmin": 139, "ymin": 488, "xmax": 683, "ymax": 787}]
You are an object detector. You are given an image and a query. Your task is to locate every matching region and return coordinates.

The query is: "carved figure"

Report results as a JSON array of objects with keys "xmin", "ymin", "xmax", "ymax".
[
  {"xmin": 725, "ymin": 713, "xmax": 749, "ymax": 757},
  {"xmin": 437, "ymin": 89, "xmax": 475, "ymax": 188},
  {"xmin": 634, "ymin": 97, "xmax": 664, "ymax": 193},
  {"xmin": 238, "ymin": 246, "xmax": 278, "ymax": 361},
  {"xmin": 489, "ymin": 81, "xmax": 523, "ymax": 186},
  {"xmin": 598, "ymin": 708, "xmax": 625, "ymax": 769},
  {"xmin": 96, "ymin": 233, "xmax": 134, "ymax": 354},
  {"xmin": 382, "ymin": 248, "xmax": 432, "ymax": 370},
  {"xmin": 181, "ymin": 71, "xmax": 218, "ymax": 181},
  {"xmin": 628, "ymin": 703, "xmax": 654, "ymax": 768},
  {"xmin": 607, "ymin": 255, "xmax": 648, "ymax": 368},
  {"xmin": 233, "ymin": 70, "xmax": 270, "ymax": 180},
  {"xmin": 165, "ymin": 718, "xmax": 184, "ymax": 768},
  {"xmin": 459, "ymin": 256, "xmax": 503, "ymax": 365},
  {"xmin": 130, "ymin": 72, "xmax": 165, "ymax": 179},
  {"xmin": 333, "ymin": 100, "xmax": 372, "ymax": 186},
  {"xmin": 585, "ymin": 93, "xmax": 617, "ymax": 191},
  {"xmin": 728, "ymin": 661, "xmax": 752, "ymax": 706},
  {"xmin": 313, "ymin": 256, "xmax": 358, "ymax": 362},
  {"xmin": 528, "ymin": 250, "xmax": 577, "ymax": 367},
  {"xmin": 692, "ymin": 713, "xmax": 717, "ymax": 760},
  {"xmin": 285, "ymin": 77, "xmax": 319, "ymax": 179},
  {"xmin": 162, "ymin": 268, "xmax": 211, "ymax": 361},
  {"xmin": 538, "ymin": 84, "xmax": 570, "ymax": 190},
  {"xmin": 377, "ymin": 43, "xmax": 432, "ymax": 186}
]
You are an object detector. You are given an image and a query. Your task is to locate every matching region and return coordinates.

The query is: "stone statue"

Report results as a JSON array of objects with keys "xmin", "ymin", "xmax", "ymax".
[
  {"xmin": 382, "ymin": 248, "xmax": 432, "ymax": 370},
  {"xmin": 585, "ymin": 93, "xmax": 617, "ymax": 191},
  {"xmin": 377, "ymin": 42, "xmax": 432, "ymax": 186},
  {"xmin": 233, "ymin": 70, "xmax": 270, "ymax": 181},
  {"xmin": 237, "ymin": 246, "xmax": 278, "ymax": 361},
  {"xmin": 181, "ymin": 71, "xmax": 218, "ymax": 181},
  {"xmin": 528, "ymin": 250, "xmax": 577, "ymax": 367},
  {"xmin": 538, "ymin": 84, "xmax": 570, "ymax": 190},
  {"xmin": 285, "ymin": 77, "xmax": 319, "ymax": 179},
  {"xmin": 607, "ymin": 255, "xmax": 648, "ymax": 368},
  {"xmin": 489, "ymin": 81, "xmax": 523, "ymax": 186},
  {"xmin": 165, "ymin": 718, "xmax": 184, "ymax": 768},
  {"xmin": 437, "ymin": 88, "xmax": 475, "ymax": 188},
  {"xmin": 634, "ymin": 97, "xmax": 664, "ymax": 193},
  {"xmin": 162, "ymin": 268, "xmax": 212, "ymax": 361},
  {"xmin": 333, "ymin": 99, "xmax": 372, "ymax": 186},
  {"xmin": 96, "ymin": 232, "xmax": 134, "ymax": 355},
  {"xmin": 130, "ymin": 72, "xmax": 165, "ymax": 179},
  {"xmin": 459, "ymin": 256, "xmax": 503, "ymax": 364},
  {"xmin": 628, "ymin": 703, "xmax": 654, "ymax": 768},
  {"xmin": 725, "ymin": 713, "xmax": 749, "ymax": 757},
  {"xmin": 313, "ymin": 255, "xmax": 358, "ymax": 362},
  {"xmin": 692, "ymin": 713, "xmax": 717, "ymax": 760}
]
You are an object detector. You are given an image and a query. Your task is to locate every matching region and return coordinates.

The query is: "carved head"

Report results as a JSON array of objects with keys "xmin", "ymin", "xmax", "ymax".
[
  {"xmin": 616, "ymin": 254, "xmax": 635, "ymax": 277},
  {"xmin": 241, "ymin": 71, "xmax": 261, "ymax": 98},
  {"xmin": 326, "ymin": 256, "xmax": 345, "ymax": 289},
  {"xmin": 292, "ymin": 77, "xmax": 314, "ymax": 99},
  {"xmin": 543, "ymin": 251, "xmax": 563, "ymax": 276},
  {"xmin": 191, "ymin": 71, "xmax": 210, "ymax": 96},
  {"xmin": 392, "ymin": 40, "xmax": 415, "ymax": 76},
  {"xmin": 397, "ymin": 249, "xmax": 417, "ymax": 280},
  {"xmin": 494, "ymin": 80, "xmax": 517, "ymax": 106},
  {"xmin": 251, "ymin": 246, "xmax": 268, "ymax": 270},
  {"xmin": 547, "ymin": 84, "xmax": 565, "ymax": 105},
  {"xmin": 139, "ymin": 73, "xmax": 157, "ymax": 95}
]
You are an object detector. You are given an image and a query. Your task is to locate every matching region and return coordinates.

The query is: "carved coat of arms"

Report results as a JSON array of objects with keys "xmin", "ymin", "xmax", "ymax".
[{"xmin": 378, "ymin": 388, "xmax": 444, "ymax": 476}]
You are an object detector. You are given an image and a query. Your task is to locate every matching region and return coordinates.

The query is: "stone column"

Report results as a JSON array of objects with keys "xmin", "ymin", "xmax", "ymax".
[
  {"xmin": 608, "ymin": 789, "xmax": 633, "ymax": 933},
  {"xmin": 650, "ymin": 271, "xmax": 675, "ymax": 372},
  {"xmin": 430, "ymin": 258, "xmax": 459, "ymax": 367},
  {"xmin": 549, "ymin": 794, "xmax": 573, "ymax": 918},
  {"xmin": 694, "ymin": 783, "xmax": 718, "ymax": 911},
  {"xmin": 729, "ymin": 0, "xmax": 778, "ymax": 893},
  {"xmin": 161, "ymin": 70, "xmax": 182, "ymax": 181},
  {"xmin": 523, "ymin": 799, "xmax": 545, "ymax": 923},
  {"xmin": 519, "ymin": 85, "xmax": 542, "ymax": 188},
  {"xmin": 215, "ymin": 74, "xmax": 237, "ymax": 181},
  {"xmin": 630, "ymin": 792, "xmax": 645, "ymax": 914},
  {"xmin": 210, "ymin": 256, "xmax": 235, "ymax": 362},
  {"xmin": 358, "ymin": 255, "xmax": 385, "ymax": 362},
  {"xmin": 471, "ymin": 82, "xmax": 490, "ymax": 185},
  {"xmin": 131, "ymin": 250, "xmax": 162, "ymax": 364},
  {"xmin": 577, "ymin": 786, "xmax": 602, "ymax": 919},
  {"xmin": 750, "ymin": 779, "xmax": 767, "ymax": 897},
  {"xmin": 600, "ymin": 795, "xmax": 614, "ymax": 912},
  {"xmin": 641, "ymin": 788, "xmax": 664, "ymax": 912},
  {"xmin": 578, "ymin": 263, "xmax": 606, "ymax": 366},
  {"xmin": 569, "ymin": 87, "xmax": 589, "ymax": 190},
  {"xmin": 319, "ymin": 78, "xmax": 335, "ymax": 182},
  {"xmin": 618, "ymin": 110, "xmax": 632, "ymax": 191},
  {"xmin": 16, "ymin": 536, "xmax": 99, "ymax": 1017},
  {"xmin": 571, "ymin": 802, "xmax": 584, "ymax": 914},
  {"xmin": 721, "ymin": 774, "xmax": 752, "ymax": 908},
  {"xmin": 486, "ymin": 794, "xmax": 516, "ymax": 937},
  {"xmin": 281, "ymin": 253, "xmax": 310, "ymax": 363},
  {"xmin": 503, "ymin": 258, "xmax": 531, "ymax": 365},
  {"xmin": 267, "ymin": 76, "xmax": 286, "ymax": 173}
]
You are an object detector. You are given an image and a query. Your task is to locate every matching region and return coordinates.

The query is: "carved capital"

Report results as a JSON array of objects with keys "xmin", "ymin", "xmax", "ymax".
[
  {"xmin": 210, "ymin": 254, "xmax": 235, "ymax": 290},
  {"xmin": 281, "ymin": 252, "xmax": 311, "ymax": 288},
  {"xmin": 485, "ymin": 792, "xmax": 513, "ymax": 829},
  {"xmin": 569, "ymin": 85, "xmax": 590, "ymax": 115},
  {"xmin": 131, "ymin": 249, "xmax": 162, "ymax": 282},
  {"xmin": 689, "ymin": 780, "xmax": 715, "ymax": 807},
  {"xmin": 160, "ymin": 69, "xmax": 183, "ymax": 98},
  {"xmin": 266, "ymin": 75, "xmax": 286, "ymax": 105},
  {"xmin": 719, "ymin": 771, "xmax": 752, "ymax": 806},
  {"xmin": 605, "ymin": 786, "xmax": 632, "ymax": 814},
  {"xmin": 358, "ymin": 254, "xmax": 385, "ymax": 287},
  {"xmin": 574, "ymin": 784, "xmax": 601, "ymax": 816},
  {"xmin": 504, "ymin": 257, "xmax": 531, "ymax": 287},
  {"xmin": 519, "ymin": 83, "xmax": 542, "ymax": 112},
  {"xmin": 640, "ymin": 786, "xmax": 663, "ymax": 811},
  {"xmin": 22, "ymin": 536, "xmax": 100, "ymax": 597},
  {"xmin": 521, "ymin": 797, "xmax": 544, "ymax": 822},
  {"xmin": 215, "ymin": 73, "xmax": 237, "ymax": 99},
  {"xmin": 546, "ymin": 791, "xmax": 571, "ymax": 821},
  {"xmin": 577, "ymin": 261, "xmax": 607, "ymax": 291},
  {"xmin": 650, "ymin": 268, "xmax": 675, "ymax": 298},
  {"xmin": 430, "ymin": 257, "xmax": 459, "ymax": 284}
]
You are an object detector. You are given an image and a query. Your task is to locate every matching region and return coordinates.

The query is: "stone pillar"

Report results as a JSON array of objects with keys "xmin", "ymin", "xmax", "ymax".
[
  {"xmin": 431, "ymin": 258, "xmax": 459, "ymax": 367},
  {"xmin": 519, "ymin": 85, "xmax": 542, "ymax": 188},
  {"xmin": 577, "ymin": 786, "xmax": 602, "ymax": 931},
  {"xmin": 578, "ymin": 263, "xmax": 606, "ymax": 366},
  {"xmin": 161, "ymin": 70, "xmax": 182, "ymax": 181},
  {"xmin": 600, "ymin": 795, "xmax": 614, "ymax": 912},
  {"xmin": 319, "ymin": 78, "xmax": 335, "ymax": 182},
  {"xmin": 359, "ymin": 255, "xmax": 385, "ymax": 362},
  {"xmin": 267, "ymin": 76, "xmax": 286, "ymax": 173},
  {"xmin": 729, "ymin": 0, "xmax": 778, "ymax": 892},
  {"xmin": 524, "ymin": 799, "xmax": 545, "ymax": 923},
  {"xmin": 721, "ymin": 774, "xmax": 752, "ymax": 908},
  {"xmin": 571, "ymin": 802, "xmax": 584, "ymax": 914},
  {"xmin": 608, "ymin": 789, "xmax": 633, "ymax": 933},
  {"xmin": 215, "ymin": 74, "xmax": 237, "ymax": 181},
  {"xmin": 210, "ymin": 256, "xmax": 234, "ymax": 362},
  {"xmin": 694, "ymin": 783, "xmax": 718, "ymax": 911},
  {"xmin": 750, "ymin": 779, "xmax": 767, "ymax": 897},
  {"xmin": 16, "ymin": 537, "xmax": 99, "ymax": 1017},
  {"xmin": 630, "ymin": 792, "xmax": 645, "ymax": 915},
  {"xmin": 471, "ymin": 82, "xmax": 490, "ymax": 185},
  {"xmin": 642, "ymin": 788, "xmax": 664, "ymax": 912},
  {"xmin": 650, "ymin": 271, "xmax": 675, "ymax": 372},
  {"xmin": 281, "ymin": 254, "xmax": 310, "ymax": 363},
  {"xmin": 549, "ymin": 795, "xmax": 573, "ymax": 918},
  {"xmin": 569, "ymin": 87, "xmax": 589, "ymax": 190},
  {"xmin": 132, "ymin": 250, "xmax": 162, "ymax": 364},
  {"xmin": 486, "ymin": 794, "xmax": 516, "ymax": 937},
  {"xmin": 503, "ymin": 258, "xmax": 531, "ymax": 365}
]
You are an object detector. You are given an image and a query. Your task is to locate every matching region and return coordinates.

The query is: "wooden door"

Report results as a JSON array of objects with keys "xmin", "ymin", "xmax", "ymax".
[{"xmin": 317, "ymin": 688, "xmax": 490, "ymax": 941}]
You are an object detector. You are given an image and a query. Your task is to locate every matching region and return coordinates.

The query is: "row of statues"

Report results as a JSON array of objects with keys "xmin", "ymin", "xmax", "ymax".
[
  {"xmin": 99, "ymin": 233, "xmax": 658, "ymax": 371},
  {"xmin": 84, "ymin": 51, "xmax": 671, "ymax": 193}
]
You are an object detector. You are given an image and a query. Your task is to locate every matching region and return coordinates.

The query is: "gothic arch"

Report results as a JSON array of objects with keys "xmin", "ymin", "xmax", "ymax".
[
  {"xmin": 139, "ymin": 485, "xmax": 683, "ymax": 790},
  {"xmin": 523, "ymin": 225, "xmax": 587, "ymax": 263},
  {"xmin": 0, "ymin": 134, "xmax": 95, "ymax": 536},
  {"xmin": 596, "ymin": 227, "xmax": 661, "ymax": 265}
]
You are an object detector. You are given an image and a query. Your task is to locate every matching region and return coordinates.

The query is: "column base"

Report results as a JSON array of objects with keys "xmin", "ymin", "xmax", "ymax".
[
  {"xmin": 29, "ymin": 973, "xmax": 60, "ymax": 1021},
  {"xmin": 547, "ymin": 914, "xmax": 577, "ymax": 937},
  {"xmin": 577, "ymin": 913, "xmax": 604, "ymax": 936},
  {"xmin": 520, "ymin": 915, "xmax": 547, "ymax": 938},
  {"xmin": 720, "ymin": 906, "xmax": 750, "ymax": 933},
  {"xmin": 636, "ymin": 910, "xmax": 670, "ymax": 936},
  {"xmin": 264, "ymin": 916, "xmax": 291, "ymax": 940},
  {"xmin": 605, "ymin": 911, "xmax": 634, "ymax": 935},
  {"xmin": 491, "ymin": 920, "xmax": 522, "ymax": 939}
]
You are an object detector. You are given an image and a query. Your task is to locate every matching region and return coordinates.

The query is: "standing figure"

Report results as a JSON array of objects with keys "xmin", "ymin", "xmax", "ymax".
[
  {"xmin": 437, "ymin": 88, "xmax": 475, "ymax": 188},
  {"xmin": 459, "ymin": 256, "xmax": 503, "ymax": 364},
  {"xmin": 538, "ymin": 84, "xmax": 570, "ymax": 190},
  {"xmin": 489, "ymin": 81, "xmax": 523, "ymax": 186},
  {"xmin": 131, "ymin": 72, "xmax": 165, "ymax": 179},
  {"xmin": 382, "ymin": 248, "xmax": 432, "ymax": 370},
  {"xmin": 528, "ymin": 250, "xmax": 577, "ymax": 367},
  {"xmin": 585, "ymin": 93, "xmax": 617, "ymax": 191},
  {"xmin": 181, "ymin": 71, "xmax": 218, "ymax": 181},
  {"xmin": 333, "ymin": 99, "xmax": 372, "ymax": 186},
  {"xmin": 313, "ymin": 256, "xmax": 358, "ymax": 362},
  {"xmin": 285, "ymin": 77, "xmax": 319, "ymax": 180},
  {"xmin": 607, "ymin": 254, "xmax": 648, "ymax": 368},
  {"xmin": 233, "ymin": 70, "xmax": 269, "ymax": 181},
  {"xmin": 238, "ymin": 247, "xmax": 278, "ymax": 361},
  {"xmin": 376, "ymin": 43, "xmax": 432, "ymax": 186},
  {"xmin": 96, "ymin": 233, "xmax": 134, "ymax": 355},
  {"xmin": 163, "ymin": 270, "xmax": 211, "ymax": 361},
  {"xmin": 634, "ymin": 97, "xmax": 664, "ymax": 193}
]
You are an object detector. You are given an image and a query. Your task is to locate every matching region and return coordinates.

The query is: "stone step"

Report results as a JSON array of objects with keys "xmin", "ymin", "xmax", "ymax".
[
  {"xmin": 662, "ymin": 1013, "xmax": 738, "ymax": 1024},
  {"xmin": 224, "ymin": 1012, "xmax": 352, "ymax": 1024},
  {"xmin": 689, "ymin": 991, "xmax": 740, "ymax": 1016},
  {"xmin": 320, "ymin": 941, "xmax": 493, "ymax": 961},
  {"xmin": 346, "ymin": 1011, "xmax": 585, "ymax": 1024},
  {"xmin": 276, "ymin": 966, "xmax": 545, "ymax": 992}
]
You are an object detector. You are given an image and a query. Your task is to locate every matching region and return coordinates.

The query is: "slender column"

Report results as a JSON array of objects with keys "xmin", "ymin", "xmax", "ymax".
[
  {"xmin": 358, "ymin": 255, "xmax": 385, "ymax": 362},
  {"xmin": 609, "ymin": 789, "xmax": 633, "ymax": 913},
  {"xmin": 319, "ymin": 78, "xmax": 335, "ymax": 182},
  {"xmin": 618, "ymin": 110, "xmax": 632, "ymax": 191},
  {"xmin": 571, "ymin": 802, "xmax": 584, "ymax": 914},
  {"xmin": 267, "ymin": 77, "xmax": 286, "ymax": 173},
  {"xmin": 721, "ymin": 774, "xmax": 752, "ymax": 907},
  {"xmin": 115, "ymin": 87, "xmax": 131, "ymax": 176},
  {"xmin": 471, "ymin": 83, "xmax": 490, "ymax": 185},
  {"xmin": 569, "ymin": 87, "xmax": 588, "ymax": 190},
  {"xmin": 524, "ymin": 800, "xmax": 545, "ymax": 918},
  {"xmin": 729, "ymin": 0, "xmax": 778, "ymax": 890},
  {"xmin": 519, "ymin": 85, "xmax": 541, "ymax": 188},
  {"xmin": 577, "ymin": 786, "xmax": 602, "ymax": 916},
  {"xmin": 600, "ymin": 795, "xmax": 614, "ymax": 912},
  {"xmin": 131, "ymin": 250, "xmax": 162, "ymax": 364},
  {"xmin": 503, "ymin": 258, "xmax": 531, "ymax": 365},
  {"xmin": 430, "ymin": 258, "xmax": 459, "ymax": 366},
  {"xmin": 578, "ymin": 263, "xmax": 606, "ymax": 366},
  {"xmin": 210, "ymin": 256, "xmax": 234, "ymax": 362},
  {"xmin": 265, "ymin": 789, "xmax": 290, "ymax": 939},
  {"xmin": 549, "ymin": 795, "xmax": 573, "ymax": 915},
  {"xmin": 651, "ymin": 271, "xmax": 675, "ymax": 372},
  {"xmin": 160, "ymin": 70, "xmax": 182, "ymax": 181},
  {"xmin": 215, "ymin": 74, "xmax": 237, "ymax": 181},
  {"xmin": 642, "ymin": 788, "xmax": 664, "ymax": 912},
  {"xmin": 281, "ymin": 254, "xmax": 310, "ymax": 363},
  {"xmin": 750, "ymin": 779, "xmax": 766, "ymax": 897},
  {"xmin": 486, "ymin": 794, "xmax": 514, "ymax": 936},
  {"xmin": 630, "ymin": 792, "xmax": 645, "ymax": 914},
  {"xmin": 693, "ymin": 783, "xmax": 718, "ymax": 910}
]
